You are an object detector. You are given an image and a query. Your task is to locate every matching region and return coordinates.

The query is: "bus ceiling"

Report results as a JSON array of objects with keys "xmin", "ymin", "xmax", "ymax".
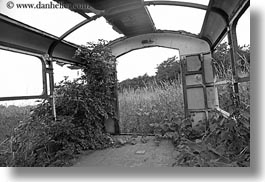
[{"xmin": 0, "ymin": 0, "xmax": 250, "ymax": 64}]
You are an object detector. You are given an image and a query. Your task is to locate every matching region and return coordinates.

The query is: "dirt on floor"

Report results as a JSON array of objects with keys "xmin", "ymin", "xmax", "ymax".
[{"xmin": 73, "ymin": 135, "xmax": 179, "ymax": 167}]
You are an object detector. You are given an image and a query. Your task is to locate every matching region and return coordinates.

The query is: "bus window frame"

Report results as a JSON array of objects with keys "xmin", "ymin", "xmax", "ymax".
[{"xmin": 0, "ymin": 47, "xmax": 49, "ymax": 101}]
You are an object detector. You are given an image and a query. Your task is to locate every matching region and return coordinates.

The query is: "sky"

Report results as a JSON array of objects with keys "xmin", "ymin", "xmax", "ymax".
[{"xmin": 0, "ymin": 0, "xmax": 250, "ymax": 105}]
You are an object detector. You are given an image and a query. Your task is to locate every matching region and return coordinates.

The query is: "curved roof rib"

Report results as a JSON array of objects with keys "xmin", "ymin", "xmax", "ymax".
[{"xmin": 144, "ymin": 1, "xmax": 208, "ymax": 10}]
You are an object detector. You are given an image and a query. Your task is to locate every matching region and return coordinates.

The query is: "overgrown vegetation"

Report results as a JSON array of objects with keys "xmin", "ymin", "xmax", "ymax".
[
  {"xmin": 172, "ymin": 43, "xmax": 250, "ymax": 167},
  {"xmin": 212, "ymin": 42, "xmax": 250, "ymax": 81},
  {"xmin": 0, "ymin": 105, "xmax": 32, "ymax": 141},
  {"xmin": 0, "ymin": 40, "xmax": 116, "ymax": 166},
  {"xmin": 166, "ymin": 92, "xmax": 250, "ymax": 167},
  {"xmin": 0, "ymin": 105, "xmax": 32, "ymax": 166}
]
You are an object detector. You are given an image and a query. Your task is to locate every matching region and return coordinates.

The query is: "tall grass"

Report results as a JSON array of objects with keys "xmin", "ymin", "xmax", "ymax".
[
  {"xmin": 0, "ymin": 105, "xmax": 31, "ymax": 142},
  {"xmin": 118, "ymin": 81, "xmax": 184, "ymax": 134},
  {"xmin": 0, "ymin": 105, "xmax": 32, "ymax": 166}
]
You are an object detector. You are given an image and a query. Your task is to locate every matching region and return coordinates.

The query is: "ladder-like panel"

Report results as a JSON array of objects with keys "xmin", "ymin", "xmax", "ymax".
[{"xmin": 181, "ymin": 53, "xmax": 219, "ymax": 130}]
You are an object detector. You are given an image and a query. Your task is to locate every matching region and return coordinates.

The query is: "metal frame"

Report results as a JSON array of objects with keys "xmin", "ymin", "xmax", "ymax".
[
  {"xmin": 109, "ymin": 32, "xmax": 210, "ymax": 58},
  {"xmin": 0, "ymin": 47, "xmax": 48, "ymax": 102},
  {"xmin": 45, "ymin": 56, "xmax": 57, "ymax": 120},
  {"xmin": 210, "ymin": 0, "xmax": 250, "ymax": 50},
  {"xmin": 227, "ymin": 22, "xmax": 240, "ymax": 107},
  {"xmin": 180, "ymin": 56, "xmax": 188, "ymax": 118},
  {"xmin": 0, "ymin": 13, "xmax": 82, "ymax": 65},
  {"xmin": 226, "ymin": 4, "xmax": 250, "ymax": 107},
  {"xmin": 181, "ymin": 52, "xmax": 218, "ymax": 129},
  {"xmin": 113, "ymin": 64, "xmax": 121, "ymax": 134},
  {"xmin": 0, "ymin": 0, "xmax": 250, "ymax": 60},
  {"xmin": 144, "ymin": 1, "xmax": 212, "ymax": 47},
  {"xmin": 48, "ymin": 14, "xmax": 102, "ymax": 57},
  {"xmin": 144, "ymin": 1, "xmax": 208, "ymax": 10},
  {"xmin": 200, "ymin": 54, "xmax": 209, "ymax": 112},
  {"xmin": 0, "ymin": 12, "xmax": 105, "ymax": 121},
  {"xmin": 0, "ymin": 46, "xmax": 57, "ymax": 119}
]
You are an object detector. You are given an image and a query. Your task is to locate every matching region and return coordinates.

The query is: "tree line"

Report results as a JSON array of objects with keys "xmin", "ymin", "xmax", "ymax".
[
  {"xmin": 118, "ymin": 43, "xmax": 250, "ymax": 91},
  {"xmin": 118, "ymin": 56, "xmax": 181, "ymax": 91}
]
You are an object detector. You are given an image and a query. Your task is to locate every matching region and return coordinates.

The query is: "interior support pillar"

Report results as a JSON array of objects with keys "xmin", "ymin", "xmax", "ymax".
[
  {"xmin": 227, "ymin": 22, "xmax": 240, "ymax": 107},
  {"xmin": 45, "ymin": 55, "xmax": 57, "ymax": 120}
]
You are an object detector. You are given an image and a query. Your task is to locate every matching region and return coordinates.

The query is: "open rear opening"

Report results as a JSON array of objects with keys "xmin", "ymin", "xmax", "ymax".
[{"xmin": 116, "ymin": 47, "xmax": 184, "ymax": 135}]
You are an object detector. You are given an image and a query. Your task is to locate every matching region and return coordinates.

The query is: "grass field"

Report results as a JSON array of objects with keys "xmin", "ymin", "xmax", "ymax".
[{"xmin": 118, "ymin": 81, "xmax": 184, "ymax": 134}]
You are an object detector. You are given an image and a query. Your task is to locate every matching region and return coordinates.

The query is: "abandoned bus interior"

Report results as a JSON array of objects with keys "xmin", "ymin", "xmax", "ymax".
[{"xmin": 0, "ymin": 0, "xmax": 250, "ymax": 167}]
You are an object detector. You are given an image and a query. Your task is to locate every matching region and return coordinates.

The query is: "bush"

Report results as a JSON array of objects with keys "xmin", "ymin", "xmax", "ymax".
[{"xmin": 171, "ymin": 82, "xmax": 250, "ymax": 167}]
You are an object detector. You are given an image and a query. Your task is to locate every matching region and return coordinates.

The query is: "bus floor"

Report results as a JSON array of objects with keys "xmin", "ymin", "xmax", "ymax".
[{"xmin": 73, "ymin": 135, "xmax": 178, "ymax": 167}]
